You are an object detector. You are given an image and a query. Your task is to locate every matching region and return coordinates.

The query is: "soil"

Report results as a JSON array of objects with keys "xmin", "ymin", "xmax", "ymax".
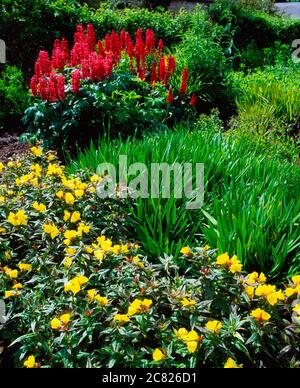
[{"xmin": 0, "ymin": 131, "xmax": 29, "ymax": 162}]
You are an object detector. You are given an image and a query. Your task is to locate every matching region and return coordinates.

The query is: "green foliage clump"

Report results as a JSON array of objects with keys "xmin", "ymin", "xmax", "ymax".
[{"xmin": 0, "ymin": 66, "xmax": 29, "ymax": 131}]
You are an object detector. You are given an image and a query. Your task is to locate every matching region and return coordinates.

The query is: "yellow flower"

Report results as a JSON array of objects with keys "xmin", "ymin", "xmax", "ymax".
[
  {"xmin": 206, "ymin": 320, "xmax": 222, "ymax": 333},
  {"xmin": 6, "ymin": 269, "xmax": 18, "ymax": 279},
  {"xmin": 51, "ymin": 317, "xmax": 61, "ymax": 330},
  {"xmin": 216, "ymin": 253, "xmax": 230, "ymax": 265},
  {"xmin": 266, "ymin": 290, "xmax": 284, "ymax": 306},
  {"xmin": 56, "ymin": 191, "xmax": 64, "ymax": 199},
  {"xmin": 292, "ymin": 304, "xmax": 300, "ymax": 315},
  {"xmin": 47, "ymin": 163, "xmax": 63, "ymax": 177},
  {"xmin": 70, "ymin": 211, "xmax": 81, "ymax": 223},
  {"xmin": 60, "ymin": 313, "xmax": 71, "ymax": 325},
  {"xmin": 292, "ymin": 275, "xmax": 300, "ymax": 286},
  {"xmin": 7, "ymin": 210, "xmax": 28, "ymax": 226},
  {"xmin": 64, "ymin": 230, "xmax": 78, "ymax": 245},
  {"xmin": 132, "ymin": 256, "xmax": 144, "ymax": 268},
  {"xmin": 5, "ymin": 290, "xmax": 17, "ymax": 298},
  {"xmin": 87, "ymin": 289, "xmax": 97, "ymax": 301},
  {"xmin": 31, "ymin": 164, "xmax": 42, "ymax": 177},
  {"xmin": 285, "ymin": 287, "xmax": 296, "ymax": 298},
  {"xmin": 250, "ymin": 308, "xmax": 271, "ymax": 322},
  {"xmin": 229, "ymin": 261, "xmax": 243, "ymax": 274},
  {"xmin": 43, "ymin": 223, "xmax": 60, "ymax": 239},
  {"xmin": 152, "ymin": 349, "xmax": 165, "ymax": 362},
  {"xmin": 95, "ymin": 295, "xmax": 109, "ymax": 306},
  {"xmin": 66, "ymin": 247, "xmax": 76, "ymax": 255},
  {"xmin": 64, "ymin": 257, "xmax": 72, "ymax": 268},
  {"xmin": 174, "ymin": 327, "xmax": 189, "ymax": 341},
  {"xmin": 94, "ymin": 250, "xmax": 104, "ymax": 262},
  {"xmin": 12, "ymin": 283, "xmax": 23, "ymax": 290},
  {"xmin": 18, "ymin": 263, "xmax": 32, "ymax": 272},
  {"xmin": 77, "ymin": 275, "xmax": 89, "ymax": 285},
  {"xmin": 0, "ymin": 227, "xmax": 7, "ymax": 233},
  {"xmin": 0, "ymin": 162, "xmax": 5, "ymax": 173},
  {"xmin": 77, "ymin": 223, "xmax": 90, "ymax": 236},
  {"xmin": 90, "ymin": 174, "xmax": 102, "ymax": 183},
  {"xmin": 32, "ymin": 202, "xmax": 46, "ymax": 213},
  {"xmin": 224, "ymin": 357, "xmax": 242, "ymax": 368},
  {"xmin": 186, "ymin": 341, "xmax": 198, "ymax": 353},
  {"xmin": 181, "ymin": 297, "xmax": 196, "ymax": 308},
  {"xmin": 64, "ymin": 278, "xmax": 81, "ymax": 294},
  {"xmin": 255, "ymin": 284, "xmax": 276, "ymax": 297},
  {"xmin": 65, "ymin": 192, "xmax": 75, "ymax": 205},
  {"xmin": 180, "ymin": 247, "xmax": 191, "ymax": 255},
  {"xmin": 47, "ymin": 153, "xmax": 56, "ymax": 161},
  {"xmin": 75, "ymin": 189, "xmax": 84, "ymax": 198},
  {"xmin": 110, "ymin": 244, "xmax": 121, "ymax": 255},
  {"xmin": 114, "ymin": 314, "xmax": 130, "ymax": 323},
  {"xmin": 31, "ymin": 146, "xmax": 43, "ymax": 157},
  {"xmin": 63, "ymin": 210, "xmax": 71, "ymax": 221},
  {"xmin": 245, "ymin": 286, "xmax": 255, "ymax": 299},
  {"xmin": 23, "ymin": 355, "xmax": 35, "ymax": 368},
  {"xmin": 128, "ymin": 299, "xmax": 153, "ymax": 316}
]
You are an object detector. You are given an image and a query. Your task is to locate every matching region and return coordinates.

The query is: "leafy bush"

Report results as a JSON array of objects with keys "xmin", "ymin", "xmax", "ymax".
[
  {"xmin": 0, "ymin": 150, "xmax": 299, "ymax": 367},
  {"xmin": 69, "ymin": 119, "xmax": 300, "ymax": 279},
  {"xmin": 0, "ymin": 66, "xmax": 30, "ymax": 131},
  {"xmin": 22, "ymin": 25, "xmax": 197, "ymax": 151}
]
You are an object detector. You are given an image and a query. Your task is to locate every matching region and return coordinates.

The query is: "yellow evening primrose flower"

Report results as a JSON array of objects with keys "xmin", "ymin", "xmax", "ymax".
[
  {"xmin": 292, "ymin": 275, "xmax": 300, "ymax": 286},
  {"xmin": 181, "ymin": 297, "xmax": 196, "ymax": 308},
  {"xmin": 47, "ymin": 163, "xmax": 63, "ymax": 176},
  {"xmin": 224, "ymin": 358, "xmax": 242, "ymax": 368},
  {"xmin": 31, "ymin": 146, "xmax": 43, "ymax": 157},
  {"xmin": 128, "ymin": 299, "xmax": 153, "ymax": 316},
  {"xmin": 23, "ymin": 355, "xmax": 35, "ymax": 369},
  {"xmin": 229, "ymin": 257, "xmax": 243, "ymax": 273},
  {"xmin": 250, "ymin": 308, "xmax": 271, "ymax": 322},
  {"xmin": 266, "ymin": 290, "xmax": 284, "ymax": 306},
  {"xmin": 174, "ymin": 328, "xmax": 189, "ymax": 341},
  {"xmin": 32, "ymin": 202, "xmax": 46, "ymax": 213},
  {"xmin": 77, "ymin": 275, "xmax": 89, "ymax": 285},
  {"xmin": 7, "ymin": 210, "xmax": 28, "ymax": 226},
  {"xmin": 180, "ymin": 247, "xmax": 191, "ymax": 255},
  {"xmin": 152, "ymin": 349, "xmax": 165, "ymax": 362},
  {"xmin": 77, "ymin": 223, "xmax": 90, "ymax": 236},
  {"xmin": 12, "ymin": 283, "xmax": 23, "ymax": 290},
  {"xmin": 64, "ymin": 257, "xmax": 72, "ymax": 268},
  {"xmin": 216, "ymin": 253, "xmax": 230, "ymax": 265},
  {"xmin": 74, "ymin": 189, "xmax": 84, "ymax": 198},
  {"xmin": 63, "ymin": 210, "xmax": 71, "ymax": 221},
  {"xmin": 255, "ymin": 284, "xmax": 276, "ymax": 297},
  {"xmin": 285, "ymin": 287, "xmax": 296, "ymax": 298},
  {"xmin": 0, "ymin": 227, "xmax": 7, "ymax": 233},
  {"xmin": 64, "ymin": 230, "xmax": 78, "ymax": 244},
  {"xmin": 95, "ymin": 295, "xmax": 109, "ymax": 306},
  {"xmin": 87, "ymin": 289, "xmax": 97, "ymax": 301},
  {"xmin": 90, "ymin": 174, "xmax": 102, "ymax": 183},
  {"xmin": 51, "ymin": 317, "xmax": 61, "ymax": 330},
  {"xmin": 132, "ymin": 256, "xmax": 144, "ymax": 268},
  {"xmin": 245, "ymin": 286, "xmax": 255, "ymax": 299},
  {"xmin": 110, "ymin": 245, "xmax": 121, "ymax": 255},
  {"xmin": 60, "ymin": 313, "xmax": 71, "ymax": 325},
  {"xmin": 206, "ymin": 320, "xmax": 222, "ymax": 333},
  {"xmin": 64, "ymin": 278, "xmax": 81, "ymax": 294},
  {"xmin": 56, "ymin": 190, "xmax": 64, "ymax": 200},
  {"xmin": 18, "ymin": 263, "xmax": 32, "ymax": 272},
  {"xmin": 5, "ymin": 290, "xmax": 18, "ymax": 298},
  {"xmin": 292, "ymin": 304, "xmax": 300, "ymax": 314},
  {"xmin": 0, "ymin": 162, "xmax": 5, "ymax": 173},
  {"xmin": 43, "ymin": 223, "xmax": 60, "ymax": 239},
  {"xmin": 186, "ymin": 341, "xmax": 198, "ymax": 353},
  {"xmin": 5, "ymin": 268, "xmax": 18, "ymax": 279},
  {"xmin": 94, "ymin": 250, "xmax": 104, "ymax": 262},
  {"xmin": 65, "ymin": 247, "xmax": 76, "ymax": 255},
  {"xmin": 70, "ymin": 211, "xmax": 81, "ymax": 223},
  {"xmin": 65, "ymin": 192, "xmax": 75, "ymax": 205},
  {"xmin": 114, "ymin": 314, "xmax": 130, "ymax": 323},
  {"xmin": 31, "ymin": 164, "xmax": 42, "ymax": 177}
]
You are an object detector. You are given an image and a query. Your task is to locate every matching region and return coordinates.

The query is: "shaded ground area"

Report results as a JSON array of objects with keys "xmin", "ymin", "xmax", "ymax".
[{"xmin": 0, "ymin": 132, "xmax": 28, "ymax": 162}]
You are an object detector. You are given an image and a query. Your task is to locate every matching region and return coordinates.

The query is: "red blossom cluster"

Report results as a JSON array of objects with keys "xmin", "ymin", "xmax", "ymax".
[{"xmin": 30, "ymin": 24, "xmax": 196, "ymax": 106}]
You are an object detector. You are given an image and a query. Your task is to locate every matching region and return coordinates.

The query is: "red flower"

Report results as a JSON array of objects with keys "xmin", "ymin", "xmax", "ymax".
[
  {"xmin": 150, "ymin": 61, "xmax": 158, "ymax": 85},
  {"xmin": 167, "ymin": 55, "xmax": 176, "ymax": 75},
  {"xmin": 145, "ymin": 29, "xmax": 155, "ymax": 53},
  {"xmin": 87, "ymin": 24, "xmax": 96, "ymax": 52},
  {"xmin": 189, "ymin": 93, "xmax": 197, "ymax": 106},
  {"xmin": 180, "ymin": 68, "xmax": 189, "ymax": 94},
  {"xmin": 72, "ymin": 69, "xmax": 81, "ymax": 93},
  {"xmin": 30, "ymin": 76, "xmax": 38, "ymax": 97},
  {"xmin": 166, "ymin": 87, "xmax": 174, "ymax": 103},
  {"xmin": 158, "ymin": 56, "xmax": 166, "ymax": 83},
  {"xmin": 57, "ymin": 75, "xmax": 66, "ymax": 100},
  {"xmin": 38, "ymin": 77, "xmax": 48, "ymax": 100},
  {"xmin": 158, "ymin": 39, "xmax": 164, "ymax": 52}
]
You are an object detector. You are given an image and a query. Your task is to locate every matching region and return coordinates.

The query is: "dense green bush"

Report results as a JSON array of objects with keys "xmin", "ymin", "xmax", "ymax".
[
  {"xmin": 0, "ymin": 66, "xmax": 30, "ymax": 131},
  {"xmin": 69, "ymin": 119, "xmax": 300, "ymax": 279}
]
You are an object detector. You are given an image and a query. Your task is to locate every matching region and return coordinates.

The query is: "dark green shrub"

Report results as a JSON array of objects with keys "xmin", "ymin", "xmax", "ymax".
[{"xmin": 0, "ymin": 66, "xmax": 29, "ymax": 131}]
